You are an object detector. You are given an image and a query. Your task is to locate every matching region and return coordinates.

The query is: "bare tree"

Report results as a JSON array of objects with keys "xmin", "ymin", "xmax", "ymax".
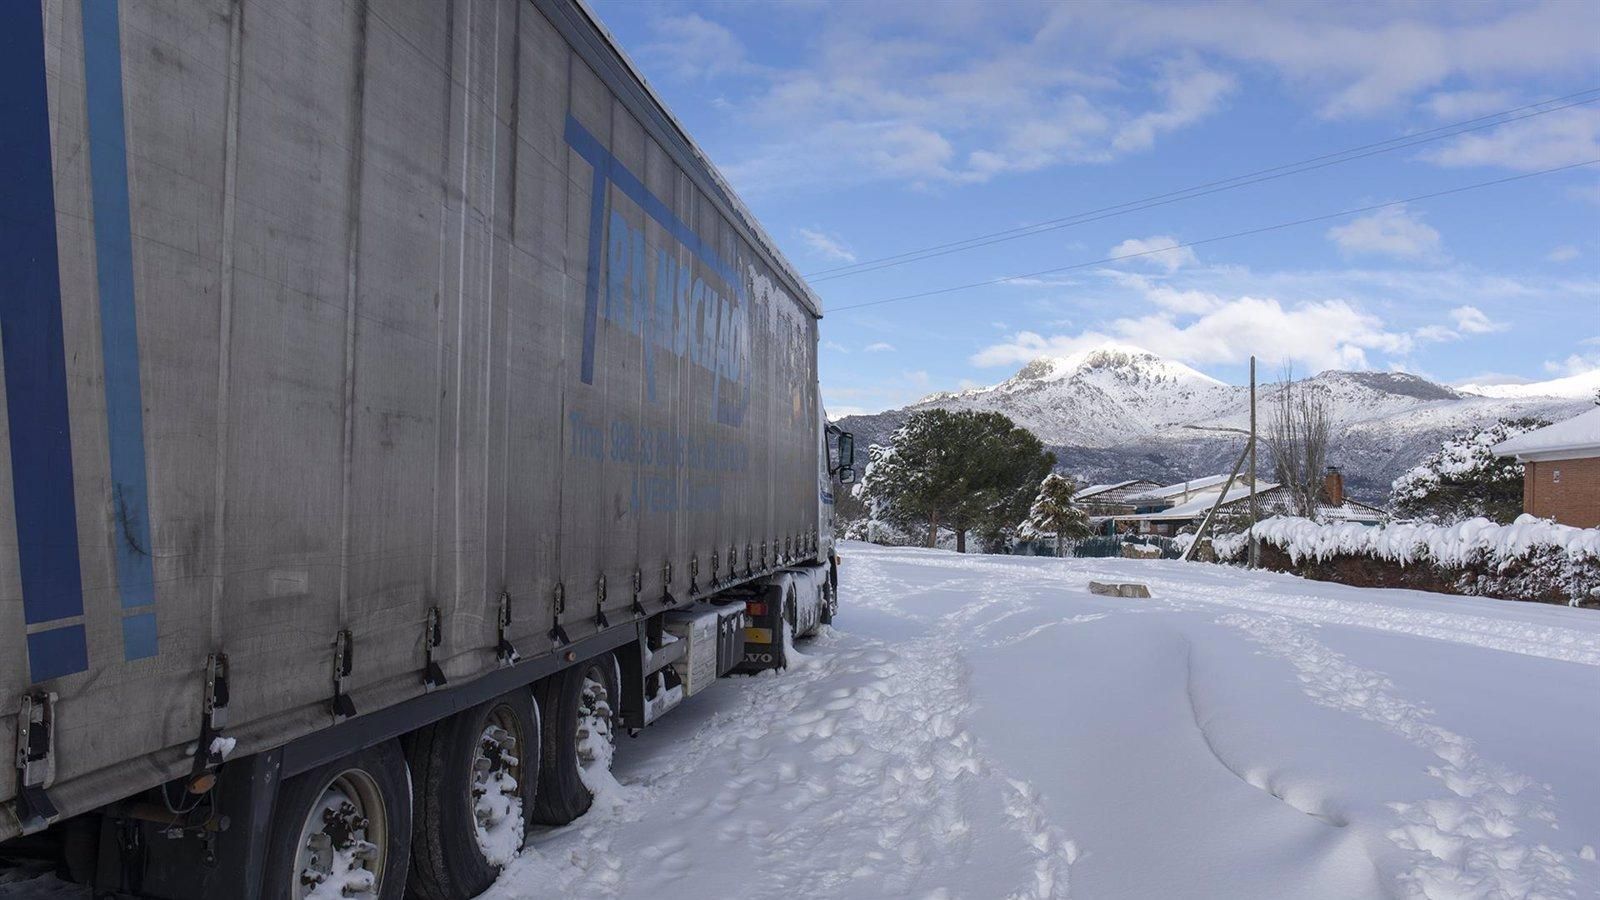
[{"xmin": 1263, "ymin": 364, "xmax": 1330, "ymax": 520}]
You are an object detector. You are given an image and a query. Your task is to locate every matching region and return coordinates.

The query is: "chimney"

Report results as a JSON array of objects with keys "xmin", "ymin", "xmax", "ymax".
[{"xmin": 1322, "ymin": 466, "xmax": 1344, "ymax": 508}]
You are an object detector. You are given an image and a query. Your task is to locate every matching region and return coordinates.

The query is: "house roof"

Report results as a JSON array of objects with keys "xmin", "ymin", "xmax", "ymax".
[
  {"xmin": 1127, "ymin": 481, "xmax": 1282, "ymax": 521},
  {"xmin": 1128, "ymin": 474, "xmax": 1243, "ymax": 502},
  {"xmin": 1077, "ymin": 479, "xmax": 1159, "ymax": 499},
  {"xmin": 1493, "ymin": 407, "xmax": 1600, "ymax": 460},
  {"xmin": 1319, "ymin": 501, "xmax": 1386, "ymax": 524}
]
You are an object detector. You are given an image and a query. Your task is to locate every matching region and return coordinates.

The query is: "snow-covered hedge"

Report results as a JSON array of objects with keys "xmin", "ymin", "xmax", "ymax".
[{"xmin": 1209, "ymin": 515, "xmax": 1600, "ymax": 607}]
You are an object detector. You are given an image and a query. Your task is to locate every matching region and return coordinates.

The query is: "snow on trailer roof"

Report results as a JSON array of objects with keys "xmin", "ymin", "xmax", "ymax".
[
  {"xmin": 571, "ymin": 0, "xmax": 824, "ymax": 319},
  {"xmin": 1493, "ymin": 407, "xmax": 1600, "ymax": 460}
]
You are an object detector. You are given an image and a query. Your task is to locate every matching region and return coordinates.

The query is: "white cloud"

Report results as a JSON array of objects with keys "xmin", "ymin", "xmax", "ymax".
[
  {"xmin": 1326, "ymin": 206, "xmax": 1443, "ymax": 260},
  {"xmin": 1421, "ymin": 107, "xmax": 1600, "ymax": 171},
  {"xmin": 1545, "ymin": 352, "xmax": 1600, "ymax": 376},
  {"xmin": 1449, "ymin": 305, "xmax": 1506, "ymax": 334},
  {"xmin": 972, "ymin": 295, "xmax": 1410, "ymax": 373},
  {"xmin": 1045, "ymin": 1, "xmax": 1600, "ymax": 118},
  {"xmin": 1421, "ymin": 89, "xmax": 1518, "ymax": 120},
  {"xmin": 1412, "ymin": 305, "xmax": 1506, "ymax": 344},
  {"xmin": 1547, "ymin": 244, "xmax": 1581, "ymax": 262},
  {"xmin": 799, "ymin": 228, "xmax": 857, "ymax": 263},
  {"xmin": 864, "ymin": 341, "xmax": 896, "ymax": 353},
  {"xmin": 823, "ymin": 340, "xmax": 850, "ymax": 353},
  {"xmin": 642, "ymin": 14, "xmax": 754, "ymax": 80},
  {"xmin": 1102, "ymin": 271, "xmax": 1220, "ymax": 314},
  {"xmin": 659, "ymin": 6, "xmax": 1236, "ymax": 194},
  {"xmin": 1107, "ymin": 236, "xmax": 1199, "ymax": 273},
  {"xmin": 1110, "ymin": 63, "xmax": 1235, "ymax": 153},
  {"xmin": 1413, "ymin": 324, "xmax": 1459, "ymax": 344}
]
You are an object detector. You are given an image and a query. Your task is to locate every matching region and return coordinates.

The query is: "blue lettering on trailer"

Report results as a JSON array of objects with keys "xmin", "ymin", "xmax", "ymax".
[
  {"xmin": 1, "ymin": 1, "xmax": 91, "ymax": 682},
  {"xmin": 82, "ymin": 0, "xmax": 158, "ymax": 662},
  {"xmin": 564, "ymin": 115, "xmax": 750, "ymax": 428}
]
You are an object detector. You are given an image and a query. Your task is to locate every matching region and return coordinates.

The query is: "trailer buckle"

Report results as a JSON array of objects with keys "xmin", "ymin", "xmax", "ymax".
[
  {"xmin": 330, "ymin": 631, "xmax": 357, "ymax": 722},
  {"xmin": 14, "ymin": 692, "xmax": 61, "ymax": 835},
  {"xmin": 498, "ymin": 592, "xmax": 521, "ymax": 664},
  {"xmin": 630, "ymin": 570, "xmax": 646, "ymax": 618},
  {"xmin": 548, "ymin": 584, "xmax": 570, "ymax": 647},
  {"xmin": 194, "ymin": 654, "xmax": 232, "ymax": 771},
  {"xmin": 423, "ymin": 606, "xmax": 448, "ymax": 690},
  {"xmin": 593, "ymin": 574, "xmax": 610, "ymax": 629}
]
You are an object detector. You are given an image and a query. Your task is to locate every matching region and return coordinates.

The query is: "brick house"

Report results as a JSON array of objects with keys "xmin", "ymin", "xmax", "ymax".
[{"xmin": 1493, "ymin": 407, "xmax": 1600, "ymax": 528}]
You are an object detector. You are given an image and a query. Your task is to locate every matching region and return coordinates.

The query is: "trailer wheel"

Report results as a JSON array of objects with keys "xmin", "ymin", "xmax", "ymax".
[
  {"xmin": 405, "ymin": 689, "xmax": 540, "ymax": 900},
  {"xmin": 533, "ymin": 654, "xmax": 620, "ymax": 825},
  {"xmin": 262, "ymin": 741, "xmax": 411, "ymax": 900}
]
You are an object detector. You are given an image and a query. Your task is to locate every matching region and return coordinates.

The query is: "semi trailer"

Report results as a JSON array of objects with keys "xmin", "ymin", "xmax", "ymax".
[{"xmin": 0, "ymin": 0, "xmax": 854, "ymax": 896}]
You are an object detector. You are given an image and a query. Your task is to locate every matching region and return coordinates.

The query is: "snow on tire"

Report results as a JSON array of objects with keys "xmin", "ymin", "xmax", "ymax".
[
  {"xmin": 533, "ymin": 654, "xmax": 621, "ymax": 826},
  {"xmin": 405, "ymin": 689, "xmax": 540, "ymax": 900},
  {"xmin": 261, "ymin": 741, "xmax": 412, "ymax": 900}
]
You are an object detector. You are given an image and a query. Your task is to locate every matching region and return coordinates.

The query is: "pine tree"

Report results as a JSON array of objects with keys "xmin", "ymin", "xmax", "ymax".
[
  {"xmin": 1021, "ymin": 473, "xmax": 1092, "ymax": 557},
  {"xmin": 866, "ymin": 409, "xmax": 1055, "ymax": 552}
]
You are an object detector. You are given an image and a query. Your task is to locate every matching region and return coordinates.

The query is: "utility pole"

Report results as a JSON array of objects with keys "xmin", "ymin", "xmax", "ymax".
[{"xmin": 1249, "ymin": 356, "xmax": 1259, "ymax": 569}]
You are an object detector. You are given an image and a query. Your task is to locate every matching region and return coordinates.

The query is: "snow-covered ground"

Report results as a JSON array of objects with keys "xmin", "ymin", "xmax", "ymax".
[{"xmin": 6, "ymin": 541, "xmax": 1599, "ymax": 898}]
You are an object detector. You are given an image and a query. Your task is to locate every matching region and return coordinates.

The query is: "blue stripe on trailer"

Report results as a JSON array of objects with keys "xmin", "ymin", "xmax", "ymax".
[
  {"xmin": 578, "ymin": 147, "xmax": 609, "ymax": 387},
  {"xmin": 120, "ymin": 612, "xmax": 158, "ymax": 662},
  {"xmin": 26, "ymin": 626, "xmax": 91, "ymax": 684},
  {"xmin": 82, "ymin": 0, "xmax": 158, "ymax": 660},
  {"xmin": 1, "ymin": 0, "xmax": 91, "ymax": 681}
]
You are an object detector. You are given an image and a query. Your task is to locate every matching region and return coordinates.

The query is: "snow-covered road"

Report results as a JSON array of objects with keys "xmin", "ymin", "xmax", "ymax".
[
  {"xmin": 6, "ymin": 541, "xmax": 1598, "ymax": 899},
  {"xmin": 486, "ymin": 542, "xmax": 1600, "ymax": 899}
]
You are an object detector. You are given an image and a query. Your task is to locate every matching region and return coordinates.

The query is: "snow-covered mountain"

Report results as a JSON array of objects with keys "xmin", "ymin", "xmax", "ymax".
[
  {"xmin": 834, "ymin": 344, "xmax": 1593, "ymax": 503},
  {"xmin": 1457, "ymin": 368, "xmax": 1600, "ymax": 401},
  {"xmin": 917, "ymin": 344, "xmax": 1236, "ymax": 447}
]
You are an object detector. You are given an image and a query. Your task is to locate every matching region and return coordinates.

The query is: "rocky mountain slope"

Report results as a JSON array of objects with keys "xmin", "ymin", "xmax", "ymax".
[{"xmin": 834, "ymin": 344, "xmax": 1591, "ymax": 503}]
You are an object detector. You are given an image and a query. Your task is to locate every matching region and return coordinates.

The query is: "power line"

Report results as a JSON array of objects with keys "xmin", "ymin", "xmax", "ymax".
[
  {"xmin": 807, "ymin": 88, "xmax": 1600, "ymax": 282},
  {"xmin": 829, "ymin": 158, "xmax": 1600, "ymax": 313}
]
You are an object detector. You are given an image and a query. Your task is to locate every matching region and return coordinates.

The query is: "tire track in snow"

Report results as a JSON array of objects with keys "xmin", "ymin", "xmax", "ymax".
[
  {"xmin": 486, "ymin": 552, "xmax": 1077, "ymax": 899},
  {"xmin": 1221, "ymin": 613, "xmax": 1580, "ymax": 900},
  {"xmin": 840, "ymin": 553, "xmax": 1079, "ymax": 899}
]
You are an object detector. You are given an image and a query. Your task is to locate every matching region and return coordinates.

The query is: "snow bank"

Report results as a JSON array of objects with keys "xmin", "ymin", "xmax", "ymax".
[
  {"xmin": 1212, "ymin": 515, "xmax": 1600, "ymax": 606},
  {"xmin": 1214, "ymin": 515, "xmax": 1600, "ymax": 568}
]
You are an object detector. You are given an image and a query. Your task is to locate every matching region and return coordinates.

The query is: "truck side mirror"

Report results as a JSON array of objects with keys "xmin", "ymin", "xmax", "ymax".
[
  {"xmin": 838, "ymin": 466, "xmax": 856, "ymax": 485},
  {"xmin": 837, "ymin": 432, "xmax": 855, "ymax": 469}
]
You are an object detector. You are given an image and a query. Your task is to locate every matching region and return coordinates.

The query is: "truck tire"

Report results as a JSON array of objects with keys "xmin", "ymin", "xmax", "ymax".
[
  {"xmin": 532, "ymin": 654, "xmax": 620, "ymax": 825},
  {"xmin": 262, "ymin": 741, "xmax": 412, "ymax": 900},
  {"xmin": 405, "ymin": 689, "xmax": 540, "ymax": 900}
]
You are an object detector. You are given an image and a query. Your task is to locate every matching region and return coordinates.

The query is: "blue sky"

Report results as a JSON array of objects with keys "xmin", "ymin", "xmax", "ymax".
[{"xmin": 592, "ymin": 0, "xmax": 1600, "ymax": 416}]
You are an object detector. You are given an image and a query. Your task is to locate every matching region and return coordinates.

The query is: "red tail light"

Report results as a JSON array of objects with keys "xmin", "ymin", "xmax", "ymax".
[{"xmin": 745, "ymin": 601, "xmax": 768, "ymax": 617}]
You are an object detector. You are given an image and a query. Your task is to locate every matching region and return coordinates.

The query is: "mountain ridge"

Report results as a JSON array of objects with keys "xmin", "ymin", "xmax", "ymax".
[{"xmin": 834, "ymin": 344, "xmax": 1592, "ymax": 503}]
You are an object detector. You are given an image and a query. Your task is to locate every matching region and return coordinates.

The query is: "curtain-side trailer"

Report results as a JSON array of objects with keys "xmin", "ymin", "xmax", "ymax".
[{"xmin": 0, "ymin": 1, "xmax": 855, "ymax": 896}]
